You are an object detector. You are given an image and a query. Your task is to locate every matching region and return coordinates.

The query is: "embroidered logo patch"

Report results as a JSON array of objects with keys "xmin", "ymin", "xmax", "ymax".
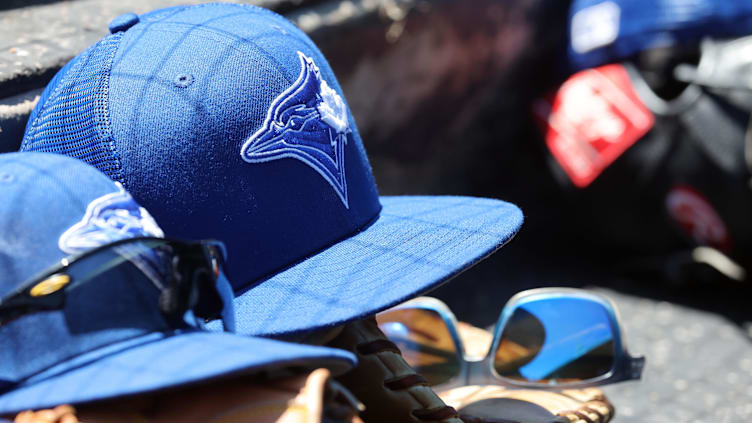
[
  {"xmin": 58, "ymin": 183, "xmax": 164, "ymax": 254},
  {"xmin": 240, "ymin": 51, "xmax": 351, "ymax": 208}
]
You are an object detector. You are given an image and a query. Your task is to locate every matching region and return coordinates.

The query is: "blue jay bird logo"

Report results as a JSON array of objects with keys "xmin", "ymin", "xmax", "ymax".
[
  {"xmin": 240, "ymin": 51, "xmax": 352, "ymax": 208},
  {"xmin": 58, "ymin": 184, "xmax": 169, "ymax": 290},
  {"xmin": 58, "ymin": 183, "xmax": 164, "ymax": 254}
]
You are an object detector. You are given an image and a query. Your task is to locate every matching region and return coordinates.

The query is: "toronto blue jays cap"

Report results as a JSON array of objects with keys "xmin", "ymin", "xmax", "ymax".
[
  {"xmin": 569, "ymin": 0, "xmax": 752, "ymax": 70},
  {"xmin": 0, "ymin": 152, "xmax": 355, "ymax": 413},
  {"xmin": 20, "ymin": 3, "xmax": 523, "ymax": 336}
]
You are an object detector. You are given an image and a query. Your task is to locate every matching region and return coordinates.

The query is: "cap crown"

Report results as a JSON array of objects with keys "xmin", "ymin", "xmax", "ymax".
[
  {"xmin": 0, "ymin": 153, "xmax": 162, "ymax": 293},
  {"xmin": 22, "ymin": 4, "xmax": 382, "ymax": 293},
  {"xmin": 0, "ymin": 153, "xmax": 166, "ymax": 385}
]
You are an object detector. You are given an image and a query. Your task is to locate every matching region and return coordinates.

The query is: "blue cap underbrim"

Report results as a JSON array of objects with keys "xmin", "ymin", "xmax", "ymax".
[
  {"xmin": 232, "ymin": 196, "xmax": 523, "ymax": 336},
  {"xmin": 0, "ymin": 331, "xmax": 355, "ymax": 414}
]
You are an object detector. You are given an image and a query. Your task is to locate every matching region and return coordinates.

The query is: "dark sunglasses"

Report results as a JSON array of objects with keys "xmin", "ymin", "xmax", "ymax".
[
  {"xmin": 377, "ymin": 289, "xmax": 645, "ymax": 390},
  {"xmin": 0, "ymin": 237, "xmax": 234, "ymax": 331}
]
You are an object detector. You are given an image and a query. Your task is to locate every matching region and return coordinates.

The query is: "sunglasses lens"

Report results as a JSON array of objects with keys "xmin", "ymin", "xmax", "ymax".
[
  {"xmin": 36, "ymin": 239, "xmax": 176, "ymax": 327},
  {"xmin": 376, "ymin": 307, "xmax": 460, "ymax": 386},
  {"xmin": 494, "ymin": 297, "xmax": 616, "ymax": 385},
  {"xmin": 1, "ymin": 238, "xmax": 229, "ymax": 329}
]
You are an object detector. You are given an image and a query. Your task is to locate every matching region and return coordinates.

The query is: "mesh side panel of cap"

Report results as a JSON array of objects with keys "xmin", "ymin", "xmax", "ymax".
[
  {"xmin": 21, "ymin": 34, "xmax": 124, "ymax": 185},
  {"xmin": 24, "ymin": 56, "xmax": 79, "ymax": 137}
]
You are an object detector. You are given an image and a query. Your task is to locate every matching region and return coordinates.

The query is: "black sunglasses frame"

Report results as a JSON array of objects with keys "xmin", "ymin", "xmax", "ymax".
[{"xmin": 0, "ymin": 237, "xmax": 228, "ymax": 328}]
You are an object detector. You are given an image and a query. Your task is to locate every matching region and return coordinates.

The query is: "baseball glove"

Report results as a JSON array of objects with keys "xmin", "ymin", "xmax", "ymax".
[
  {"xmin": 440, "ymin": 386, "xmax": 614, "ymax": 423},
  {"xmin": 11, "ymin": 368, "xmax": 363, "ymax": 423},
  {"xmin": 437, "ymin": 322, "xmax": 615, "ymax": 423},
  {"xmin": 327, "ymin": 317, "xmax": 463, "ymax": 423},
  {"xmin": 327, "ymin": 317, "xmax": 613, "ymax": 423}
]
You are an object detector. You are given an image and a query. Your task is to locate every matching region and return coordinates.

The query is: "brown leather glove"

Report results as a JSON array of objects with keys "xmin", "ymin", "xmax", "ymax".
[
  {"xmin": 437, "ymin": 322, "xmax": 615, "ymax": 423},
  {"xmin": 327, "ymin": 317, "xmax": 463, "ymax": 423},
  {"xmin": 12, "ymin": 368, "xmax": 363, "ymax": 423},
  {"xmin": 440, "ymin": 386, "xmax": 614, "ymax": 423}
]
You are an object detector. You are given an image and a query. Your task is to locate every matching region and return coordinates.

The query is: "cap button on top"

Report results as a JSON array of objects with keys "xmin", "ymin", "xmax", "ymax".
[{"xmin": 109, "ymin": 13, "xmax": 140, "ymax": 34}]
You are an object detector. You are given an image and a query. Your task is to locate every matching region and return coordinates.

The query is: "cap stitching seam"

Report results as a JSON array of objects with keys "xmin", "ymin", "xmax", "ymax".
[
  {"xmin": 97, "ymin": 33, "xmax": 126, "ymax": 187},
  {"xmin": 129, "ymin": 25, "xmax": 298, "ymax": 84}
]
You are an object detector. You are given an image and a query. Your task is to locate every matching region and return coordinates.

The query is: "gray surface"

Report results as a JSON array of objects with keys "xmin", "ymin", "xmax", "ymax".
[
  {"xmin": 0, "ymin": 88, "xmax": 41, "ymax": 151},
  {"xmin": 0, "ymin": 0, "xmax": 317, "ymax": 96},
  {"xmin": 598, "ymin": 288, "xmax": 752, "ymax": 423},
  {"xmin": 435, "ymin": 274, "xmax": 752, "ymax": 423},
  {"xmin": 0, "ymin": 0, "xmax": 457, "ymax": 152},
  {"xmin": 430, "ymin": 234, "xmax": 752, "ymax": 423}
]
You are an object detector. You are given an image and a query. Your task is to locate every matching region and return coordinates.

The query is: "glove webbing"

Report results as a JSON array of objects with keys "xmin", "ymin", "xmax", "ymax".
[
  {"xmin": 329, "ymin": 318, "xmax": 462, "ymax": 423},
  {"xmin": 356, "ymin": 340, "xmax": 458, "ymax": 421},
  {"xmin": 555, "ymin": 390, "xmax": 614, "ymax": 423},
  {"xmin": 442, "ymin": 321, "xmax": 616, "ymax": 423}
]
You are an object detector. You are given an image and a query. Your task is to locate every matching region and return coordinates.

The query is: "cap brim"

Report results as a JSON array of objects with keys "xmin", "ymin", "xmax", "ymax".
[
  {"xmin": 0, "ymin": 331, "xmax": 355, "ymax": 414},
  {"xmin": 233, "ymin": 196, "xmax": 523, "ymax": 336}
]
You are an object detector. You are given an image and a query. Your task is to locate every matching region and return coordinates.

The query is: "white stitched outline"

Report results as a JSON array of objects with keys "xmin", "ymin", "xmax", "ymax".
[
  {"xmin": 58, "ymin": 182, "xmax": 164, "ymax": 254},
  {"xmin": 240, "ymin": 52, "xmax": 351, "ymax": 208}
]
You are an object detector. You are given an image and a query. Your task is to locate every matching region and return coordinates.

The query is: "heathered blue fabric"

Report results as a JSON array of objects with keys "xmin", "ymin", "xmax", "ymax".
[
  {"xmin": 569, "ymin": 0, "xmax": 752, "ymax": 70},
  {"xmin": 21, "ymin": 3, "xmax": 524, "ymax": 336},
  {"xmin": 0, "ymin": 153, "xmax": 168, "ymax": 389},
  {"xmin": 21, "ymin": 35, "xmax": 125, "ymax": 182},
  {"xmin": 23, "ymin": 3, "xmax": 382, "ymax": 293},
  {"xmin": 24, "ymin": 54, "xmax": 83, "ymax": 138},
  {"xmin": 0, "ymin": 153, "xmax": 125, "ymax": 290},
  {"xmin": 0, "ymin": 246, "xmax": 168, "ymax": 384},
  {"xmin": 230, "ymin": 196, "xmax": 523, "ymax": 336},
  {"xmin": 0, "ymin": 153, "xmax": 355, "ymax": 413},
  {"xmin": 0, "ymin": 332, "xmax": 355, "ymax": 414}
]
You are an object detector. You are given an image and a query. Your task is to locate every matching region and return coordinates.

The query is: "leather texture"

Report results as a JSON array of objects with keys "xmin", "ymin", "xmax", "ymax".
[
  {"xmin": 441, "ymin": 386, "xmax": 614, "ymax": 423},
  {"xmin": 328, "ymin": 317, "xmax": 463, "ymax": 423},
  {"xmin": 438, "ymin": 322, "xmax": 615, "ymax": 423}
]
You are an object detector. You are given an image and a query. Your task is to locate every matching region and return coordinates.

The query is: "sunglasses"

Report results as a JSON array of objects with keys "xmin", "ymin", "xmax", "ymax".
[
  {"xmin": 0, "ymin": 237, "xmax": 235, "ymax": 332},
  {"xmin": 376, "ymin": 288, "xmax": 644, "ymax": 390}
]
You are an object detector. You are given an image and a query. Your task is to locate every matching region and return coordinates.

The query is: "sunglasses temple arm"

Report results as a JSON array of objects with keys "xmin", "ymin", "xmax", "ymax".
[
  {"xmin": 215, "ymin": 270, "xmax": 236, "ymax": 333},
  {"xmin": 612, "ymin": 352, "xmax": 645, "ymax": 384},
  {"xmin": 628, "ymin": 354, "xmax": 646, "ymax": 380}
]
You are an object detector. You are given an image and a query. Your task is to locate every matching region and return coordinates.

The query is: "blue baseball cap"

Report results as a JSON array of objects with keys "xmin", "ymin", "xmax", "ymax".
[
  {"xmin": 0, "ymin": 152, "xmax": 355, "ymax": 414},
  {"xmin": 20, "ymin": 3, "xmax": 523, "ymax": 337},
  {"xmin": 569, "ymin": 0, "xmax": 752, "ymax": 70}
]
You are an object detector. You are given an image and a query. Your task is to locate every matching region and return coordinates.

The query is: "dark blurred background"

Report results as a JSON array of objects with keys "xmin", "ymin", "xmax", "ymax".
[{"xmin": 2, "ymin": 0, "xmax": 751, "ymax": 421}]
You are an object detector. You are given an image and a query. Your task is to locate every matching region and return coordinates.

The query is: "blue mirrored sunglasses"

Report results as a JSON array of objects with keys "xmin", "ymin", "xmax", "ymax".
[{"xmin": 377, "ymin": 288, "xmax": 644, "ymax": 390}]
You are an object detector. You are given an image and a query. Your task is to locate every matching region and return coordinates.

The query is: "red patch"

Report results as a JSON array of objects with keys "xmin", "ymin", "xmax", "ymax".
[
  {"xmin": 666, "ymin": 185, "xmax": 731, "ymax": 251},
  {"xmin": 534, "ymin": 64, "xmax": 654, "ymax": 188}
]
